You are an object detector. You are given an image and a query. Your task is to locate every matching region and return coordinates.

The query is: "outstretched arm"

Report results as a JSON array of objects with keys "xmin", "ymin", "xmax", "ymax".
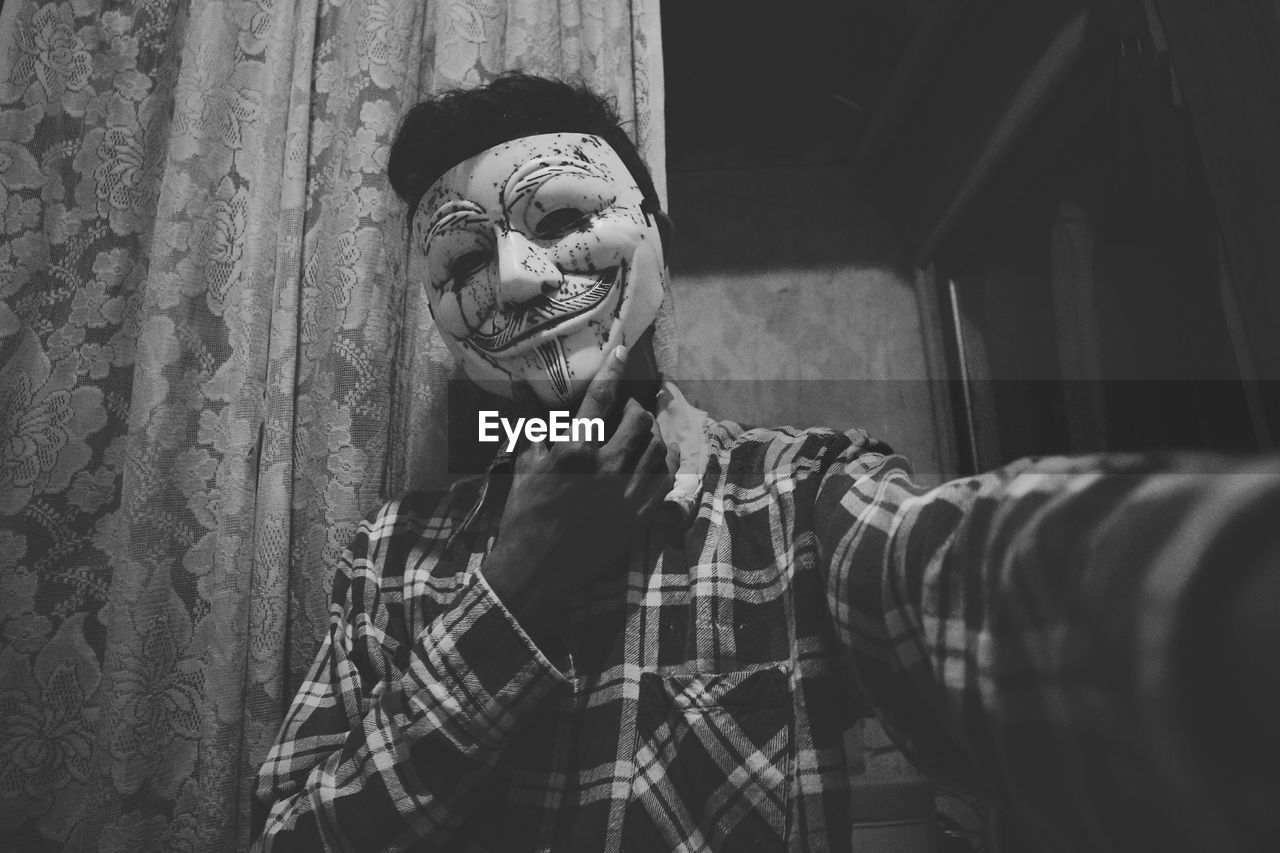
[{"xmin": 816, "ymin": 440, "xmax": 1280, "ymax": 852}]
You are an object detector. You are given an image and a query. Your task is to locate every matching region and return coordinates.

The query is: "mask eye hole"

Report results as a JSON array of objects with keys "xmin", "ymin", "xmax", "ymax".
[
  {"xmin": 534, "ymin": 207, "xmax": 589, "ymax": 239},
  {"xmin": 448, "ymin": 249, "xmax": 493, "ymax": 289}
]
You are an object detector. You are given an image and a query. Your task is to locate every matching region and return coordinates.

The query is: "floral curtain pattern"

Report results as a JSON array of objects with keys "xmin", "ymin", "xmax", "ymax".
[{"xmin": 0, "ymin": 0, "xmax": 664, "ymax": 849}]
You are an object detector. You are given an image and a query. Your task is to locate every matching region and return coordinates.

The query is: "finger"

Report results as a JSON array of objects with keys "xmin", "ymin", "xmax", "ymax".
[
  {"xmin": 637, "ymin": 433, "xmax": 671, "ymax": 476},
  {"xmin": 576, "ymin": 344, "xmax": 628, "ymax": 422},
  {"xmin": 665, "ymin": 440, "xmax": 682, "ymax": 476},
  {"xmin": 603, "ymin": 398, "xmax": 654, "ymax": 470},
  {"xmin": 624, "ymin": 436, "xmax": 674, "ymax": 503},
  {"xmin": 629, "ymin": 432, "xmax": 670, "ymax": 479},
  {"xmin": 634, "ymin": 468, "xmax": 676, "ymax": 521},
  {"xmin": 514, "ymin": 436, "xmax": 549, "ymax": 473}
]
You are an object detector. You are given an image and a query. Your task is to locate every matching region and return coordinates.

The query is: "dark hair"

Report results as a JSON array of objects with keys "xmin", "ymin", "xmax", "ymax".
[{"xmin": 388, "ymin": 72, "xmax": 661, "ymax": 220}]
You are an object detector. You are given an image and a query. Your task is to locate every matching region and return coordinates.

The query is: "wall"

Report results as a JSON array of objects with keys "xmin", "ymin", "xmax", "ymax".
[{"xmin": 666, "ymin": 160, "xmax": 955, "ymax": 483}]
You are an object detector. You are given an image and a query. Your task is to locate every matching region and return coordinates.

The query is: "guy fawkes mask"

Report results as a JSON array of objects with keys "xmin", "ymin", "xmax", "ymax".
[{"xmin": 413, "ymin": 132, "xmax": 666, "ymax": 407}]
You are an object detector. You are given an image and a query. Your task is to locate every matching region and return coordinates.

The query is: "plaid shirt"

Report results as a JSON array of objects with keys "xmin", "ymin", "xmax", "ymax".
[{"xmin": 254, "ymin": 408, "xmax": 1276, "ymax": 852}]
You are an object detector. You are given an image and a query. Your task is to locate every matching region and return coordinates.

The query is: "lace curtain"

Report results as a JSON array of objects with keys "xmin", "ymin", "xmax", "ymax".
[{"xmin": 0, "ymin": 0, "xmax": 664, "ymax": 849}]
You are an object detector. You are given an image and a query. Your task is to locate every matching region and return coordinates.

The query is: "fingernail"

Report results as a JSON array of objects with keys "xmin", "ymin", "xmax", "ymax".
[{"xmin": 614, "ymin": 345, "xmax": 628, "ymax": 362}]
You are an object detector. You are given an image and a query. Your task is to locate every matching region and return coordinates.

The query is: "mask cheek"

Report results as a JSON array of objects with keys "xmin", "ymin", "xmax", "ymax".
[
  {"xmin": 454, "ymin": 272, "xmax": 501, "ymax": 336},
  {"xmin": 623, "ymin": 236, "xmax": 665, "ymax": 307},
  {"xmin": 614, "ymin": 235, "xmax": 665, "ymax": 343},
  {"xmin": 460, "ymin": 286, "xmax": 489, "ymax": 332},
  {"xmin": 431, "ymin": 292, "xmax": 471, "ymax": 341},
  {"xmin": 576, "ymin": 217, "xmax": 654, "ymax": 266}
]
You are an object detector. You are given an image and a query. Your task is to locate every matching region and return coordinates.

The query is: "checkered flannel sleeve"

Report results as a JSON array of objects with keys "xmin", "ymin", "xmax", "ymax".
[
  {"xmin": 252, "ymin": 492, "xmax": 571, "ymax": 852},
  {"xmin": 816, "ymin": 443, "xmax": 1280, "ymax": 852}
]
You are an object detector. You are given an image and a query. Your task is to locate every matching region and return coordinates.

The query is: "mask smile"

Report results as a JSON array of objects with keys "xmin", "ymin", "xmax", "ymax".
[{"xmin": 469, "ymin": 263, "xmax": 625, "ymax": 355}]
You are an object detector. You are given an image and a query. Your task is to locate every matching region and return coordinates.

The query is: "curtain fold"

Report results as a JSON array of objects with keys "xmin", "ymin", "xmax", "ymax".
[{"xmin": 0, "ymin": 0, "xmax": 664, "ymax": 849}]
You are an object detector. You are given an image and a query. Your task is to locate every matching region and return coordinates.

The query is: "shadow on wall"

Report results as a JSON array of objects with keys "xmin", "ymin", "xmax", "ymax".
[
  {"xmin": 669, "ymin": 162, "xmax": 913, "ymax": 275},
  {"xmin": 667, "ymin": 161, "xmax": 954, "ymax": 483}
]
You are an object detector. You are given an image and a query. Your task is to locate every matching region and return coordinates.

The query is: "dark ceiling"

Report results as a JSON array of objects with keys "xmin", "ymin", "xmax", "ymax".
[{"xmin": 662, "ymin": 0, "xmax": 935, "ymax": 169}]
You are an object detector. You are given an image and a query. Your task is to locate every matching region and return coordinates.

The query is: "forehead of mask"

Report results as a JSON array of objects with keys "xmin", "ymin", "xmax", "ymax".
[{"xmin": 411, "ymin": 132, "xmax": 665, "ymax": 404}]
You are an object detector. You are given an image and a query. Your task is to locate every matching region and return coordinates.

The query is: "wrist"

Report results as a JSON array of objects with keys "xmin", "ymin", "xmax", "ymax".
[{"xmin": 482, "ymin": 541, "xmax": 562, "ymax": 642}]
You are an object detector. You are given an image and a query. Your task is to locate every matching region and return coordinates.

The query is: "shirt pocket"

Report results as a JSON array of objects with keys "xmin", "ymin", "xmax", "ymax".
[{"xmin": 622, "ymin": 665, "xmax": 794, "ymax": 852}]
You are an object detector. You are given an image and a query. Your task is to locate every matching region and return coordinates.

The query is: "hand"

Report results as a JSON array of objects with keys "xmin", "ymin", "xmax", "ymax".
[{"xmin": 481, "ymin": 346, "xmax": 674, "ymax": 640}]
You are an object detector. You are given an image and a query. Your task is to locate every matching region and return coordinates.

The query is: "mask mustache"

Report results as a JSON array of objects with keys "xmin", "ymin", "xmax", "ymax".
[{"xmin": 470, "ymin": 264, "xmax": 623, "ymax": 354}]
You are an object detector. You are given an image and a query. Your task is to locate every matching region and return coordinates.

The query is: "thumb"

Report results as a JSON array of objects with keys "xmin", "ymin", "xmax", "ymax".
[
  {"xmin": 665, "ymin": 440, "xmax": 681, "ymax": 476},
  {"xmin": 514, "ymin": 434, "xmax": 549, "ymax": 473}
]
